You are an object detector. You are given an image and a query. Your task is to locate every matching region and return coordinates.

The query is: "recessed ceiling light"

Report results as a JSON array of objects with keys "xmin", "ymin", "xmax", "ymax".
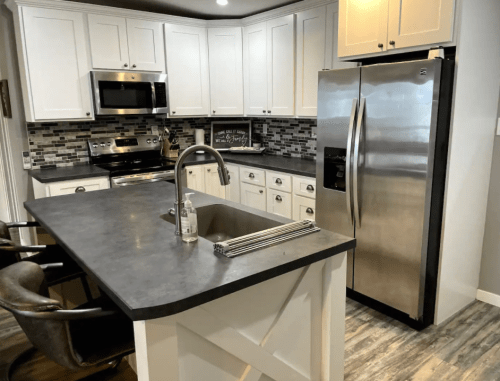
[{"xmin": 217, "ymin": 0, "xmax": 228, "ymax": 5}]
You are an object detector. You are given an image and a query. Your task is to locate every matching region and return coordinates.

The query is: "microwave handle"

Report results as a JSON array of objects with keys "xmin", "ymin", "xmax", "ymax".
[{"xmin": 151, "ymin": 82, "xmax": 157, "ymax": 111}]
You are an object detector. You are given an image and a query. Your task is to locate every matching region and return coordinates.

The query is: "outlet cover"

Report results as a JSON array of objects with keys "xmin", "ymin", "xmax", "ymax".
[
  {"xmin": 151, "ymin": 126, "xmax": 159, "ymax": 136},
  {"xmin": 22, "ymin": 151, "xmax": 31, "ymax": 169},
  {"xmin": 263, "ymin": 123, "xmax": 268, "ymax": 134},
  {"xmin": 497, "ymin": 118, "xmax": 500, "ymax": 136}
]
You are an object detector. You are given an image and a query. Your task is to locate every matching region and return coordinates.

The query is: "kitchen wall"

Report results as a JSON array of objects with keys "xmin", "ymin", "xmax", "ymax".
[
  {"xmin": 27, "ymin": 116, "xmax": 317, "ymax": 168},
  {"xmin": 479, "ymin": 94, "xmax": 500, "ymax": 300}
]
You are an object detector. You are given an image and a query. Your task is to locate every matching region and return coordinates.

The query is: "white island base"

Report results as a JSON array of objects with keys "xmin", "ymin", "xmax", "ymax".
[{"xmin": 130, "ymin": 252, "xmax": 347, "ymax": 381}]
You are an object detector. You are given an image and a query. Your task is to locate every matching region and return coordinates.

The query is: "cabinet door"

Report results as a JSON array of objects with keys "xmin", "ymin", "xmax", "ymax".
[
  {"xmin": 165, "ymin": 24, "xmax": 210, "ymax": 116},
  {"xmin": 186, "ymin": 166, "xmax": 205, "ymax": 192},
  {"xmin": 296, "ymin": 7, "xmax": 326, "ymax": 117},
  {"xmin": 208, "ymin": 28, "xmax": 244, "ymax": 116},
  {"xmin": 240, "ymin": 183, "xmax": 266, "ymax": 212},
  {"xmin": 243, "ymin": 22, "xmax": 268, "ymax": 116},
  {"xmin": 127, "ymin": 19, "xmax": 165, "ymax": 72},
  {"xmin": 387, "ymin": 0, "xmax": 455, "ymax": 50},
  {"xmin": 267, "ymin": 15, "xmax": 295, "ymax": 116},
  {"xmin": 22, "ymin": 7, "xmax": 93, "ymax": 120},
  {"xmin": 88, "ymin": 14, "xmax": 129, "ymax": 70},
  {"xmin": 47, "ymin": 177, "xmax": 110, "ymax": 197},
  {"xmin": 267, "ymin": 190, "xmax": 292, "ymax": 219},
  {"xmin": 338, "ymin": 0, "xmax": 389, "ymax": 57},
  {"xmin": 225, "ymin": 164, "xmax": 240, "ymax": 203},
  {"xmin": 325, "ymin": 3, "xmax": 359, "ymax": 70},
  {"xmin": 292, "ymin": 195, "xmax": 316, "ymax": 221},
  {"xmin": 204, "ymin": 164, "xmax": 226, "ymax": 199}
]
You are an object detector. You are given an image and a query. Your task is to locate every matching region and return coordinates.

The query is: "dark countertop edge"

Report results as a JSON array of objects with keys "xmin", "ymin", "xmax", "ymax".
[
  {"xmin": 30, "ymin": 168, "xmax": 110, "ymax": 183},
  {"xmin": 185, "ymin": 156, "xmax": 316, "ymax": 178},
  {"xmin": 129, "ymin": 239, "xmax": 355, "ymax": 321}
]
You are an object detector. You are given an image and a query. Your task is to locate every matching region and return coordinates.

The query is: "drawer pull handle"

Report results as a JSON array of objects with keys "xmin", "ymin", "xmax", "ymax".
[
  {"xmin": 207, "ymin": 168, "xmax": 211, "ymax": 172},
  {"xmin": 275, "ymin": 178, "xmax": 282, "ymax": 185},
  {"xmin": 189, "ymin": 171, "xmax": 193, "ymax": 174},
  {"xmin": 249, "ymin": 173, "xmax": 255, "ymax": 179},
  {"xmin": 276, "ymin": 195, "xmax": 282, "ymax": 202},
  {"xmin": 306, "ymin": 185, "xmax": 314, "ymax": 191},
  {"xmin": 306, "ymin": 207, "xmax": 314, "ymax": 215},
  {"xmin": 75, "ymin": 186, "xmax": 86, "ymax": 193},
  {"xmin": 259, "ymin": 190, "xmax": 263, "ymax": 194}
]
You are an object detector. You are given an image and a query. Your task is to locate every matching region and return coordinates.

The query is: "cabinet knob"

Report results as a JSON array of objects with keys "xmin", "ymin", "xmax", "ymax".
[
  {"xmin": 262, "ymin": 110, "xmax": 266, "ymax": 114},
  {"xmin": 275, "ymin": 178, "xmax": 282, "ymax": 185},
  {"xmin": 86, "ymin": 112, "xmax": 91, "ymax": 116},
  {"xmin": 213, "ymin": 110, "xmax": 216, "ymax": 114},
  {"xmin": 124, "ymin": 63, "xmax": 128, "ymax": 68},
  {"xmin": 75, "ymin": 186, "xmax": 86, "ymax": 193},
  {"xmin": 275, "ymin": 195, "xmax": 282, "ymax": 202},
  {"xmin": 172, "ymin": 111, "xmax": 176, "ymax": 114},
  {"xmin": 389, "ymin": 40, "xmax": 395, "ymax": 45},
  {"xmin": 207, "ymin": 168, "xmax": 211, "ymax": 172},
  {"xmin": 306, "ymin": 207, "xmax": 314, "ymax": 215},
  {"xmin": 267, "ymin": 110, "xmax": 271, "ymax": 114},
  {"xmin": 132, "ymin": 64, "xmax": 137, "ymax": 68},
  {"xmin": 378, "ymin": 43, "xmax": 384, "ymax": 48},
  {"xmin": 189, "ymin": 171, "xmax": 193, "ymax": 174},
  {"xmin": 259, "ymin": 190, "xmax": 263, "ymax": 194},
  {"xmin": 306, "ymin": 185, "xmax": 314, "ymax": 191},
  {"xmin": 249, "ymin": 173, "xmax": 255, "ymax": 179}
]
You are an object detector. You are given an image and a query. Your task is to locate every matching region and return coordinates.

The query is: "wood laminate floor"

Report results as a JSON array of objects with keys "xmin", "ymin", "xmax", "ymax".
[{"xmin": 1, "ymin": 299, "xmax": 499, "ymax": 380}]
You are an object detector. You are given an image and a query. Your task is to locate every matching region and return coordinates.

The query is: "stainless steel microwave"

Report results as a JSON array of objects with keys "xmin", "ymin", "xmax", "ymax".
[{"xmin": 90, "ymin": 71, "xmax": 168, "ymax": 115}]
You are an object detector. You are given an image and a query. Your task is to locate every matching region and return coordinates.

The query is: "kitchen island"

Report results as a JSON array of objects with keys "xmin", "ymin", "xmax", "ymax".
[{"xmin": 24, "ymin": 181, "xmax": 355, "ymax": 381}]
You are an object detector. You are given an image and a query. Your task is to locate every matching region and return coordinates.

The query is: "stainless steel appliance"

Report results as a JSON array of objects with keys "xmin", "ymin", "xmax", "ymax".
[
  {"xmin": 317, "ymin": 59, "xmax": 454, "ymax": 327},
  {"xmin": 88, "ymin": 135, "xmax": 176, "ymax": 188},
  {"xmin": 90, "ymin": 71, "xmax": 168, "ymax": 115}
]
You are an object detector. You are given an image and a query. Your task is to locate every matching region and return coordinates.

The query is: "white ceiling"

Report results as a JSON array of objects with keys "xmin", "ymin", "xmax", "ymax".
[{"xmin": 68, "ymin": 0, "xmax": 304, "ymax": 19}]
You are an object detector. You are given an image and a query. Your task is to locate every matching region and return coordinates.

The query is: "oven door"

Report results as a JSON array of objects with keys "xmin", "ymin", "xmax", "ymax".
[
  {"xmin": 111, "ymin": 171, "xmax": 175, "ymax": 188},
  {"xmin": 91, "ymin": 71, "xmax": 168, "ymax": 115}
]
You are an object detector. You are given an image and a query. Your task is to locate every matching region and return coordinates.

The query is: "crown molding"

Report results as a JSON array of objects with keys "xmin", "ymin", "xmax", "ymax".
[{"xmin": 5, "ymin": 0, "xmax": 337, "ymax": 28}]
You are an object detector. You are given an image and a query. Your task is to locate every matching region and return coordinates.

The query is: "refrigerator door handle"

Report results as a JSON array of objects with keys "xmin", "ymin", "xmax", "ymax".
[
  {"xmin": 345, "ymin": 98, "xmax": 358, "ymax": 226},
  {"xmin": 353, "ymin": 97, "xmax": 365, "ymax": 228}
]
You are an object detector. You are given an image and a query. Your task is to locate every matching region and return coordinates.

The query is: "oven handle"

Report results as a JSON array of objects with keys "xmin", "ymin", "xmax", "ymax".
[
  {"xmin": 151, "ymin": 82, "xmax": 157, "ymax": 112},
  {"xmin": 113, "ymin": 177, "xmax": 170, "ymax": 187}
]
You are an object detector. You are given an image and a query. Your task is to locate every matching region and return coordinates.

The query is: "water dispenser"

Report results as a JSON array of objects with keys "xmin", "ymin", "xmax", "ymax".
[{"xmin": 323, "ymin": 147, "xmax": 347, "ymax": 192}]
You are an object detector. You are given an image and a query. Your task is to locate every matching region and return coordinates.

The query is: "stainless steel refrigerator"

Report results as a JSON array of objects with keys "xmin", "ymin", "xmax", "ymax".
[{"xmin": 316, "ymin": 58, "xmax": 454, "ymax": 327}]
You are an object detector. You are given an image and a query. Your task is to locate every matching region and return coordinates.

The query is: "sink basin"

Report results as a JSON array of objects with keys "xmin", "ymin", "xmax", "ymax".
[{"xmin": 161, "ymin": 204, "xmax": 282, "ymax": 243}]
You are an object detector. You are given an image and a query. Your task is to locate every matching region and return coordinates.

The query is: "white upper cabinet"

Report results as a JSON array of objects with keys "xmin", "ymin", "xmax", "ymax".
[
  {"xmin": 208, "ymin": 28, "xmax": 244, "ymax": 116},
  {"xmin": 243, "ymin": 15, "xmax": 295, "ymax": 117},
  {"xmin": 88, "ymin": 15, "xmax": 129, "ymax": 70},
  {"xmin": 338, "ymin": 0, "xmax": 456, "ymax": 58},
  {"xmin": 243, "ymin": 22, "xmax": 268, "ymax": 116},
  {"xmin": 266, "ymin": 15, "xmax": 295, "ymax": 117},
  {"xmin": 164, "ymin": 24, "xmax": 210, "ymax": 117},
  {"xmin": 126, "ymin": 19, "xmax": 165, "ymax": 71},
  {"xmin": 338, "ymin": 0, "xmax": 389, "ymax": 57},
  {"xmin": 387, "ymin": 0, "xmax": 455, "ymax": 50},
  {"xmin": 21, "ymin": 7, "xmax": 93, "ymax": 121},
  {"xmin": 295, "ymin": 7, "xmax": 327, "ymax": 117},
  {"xmin": 88, "ymin": 15, "xmax": 164, "ymax": 71},
  {"xmin": 325, "ymin": 3, "xmax": 359, "ymax": 70}
]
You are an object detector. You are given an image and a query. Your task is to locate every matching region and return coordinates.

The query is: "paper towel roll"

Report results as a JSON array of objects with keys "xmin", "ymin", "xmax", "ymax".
[{"xmin": 195, "ymin": 128, "xmax": 205, "ymax": 154}]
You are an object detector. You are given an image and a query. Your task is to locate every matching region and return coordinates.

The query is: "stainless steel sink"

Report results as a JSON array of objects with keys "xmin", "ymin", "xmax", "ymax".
[{"xmin": 161, "ymin": 204, "xmax": 282, "ymax": 243}]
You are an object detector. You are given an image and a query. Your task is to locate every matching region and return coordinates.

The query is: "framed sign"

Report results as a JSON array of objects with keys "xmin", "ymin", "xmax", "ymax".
[
  {"xmin": 0, "ymin": 80, "xmax": 12, "ymax": 119},
  {"xmin": 210, "ymin": 121, "xmax": 251, "ymax": 151}
]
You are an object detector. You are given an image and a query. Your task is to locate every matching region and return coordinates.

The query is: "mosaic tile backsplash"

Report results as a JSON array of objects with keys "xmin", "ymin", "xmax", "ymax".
[{"xmin": 27, "ymin": 116, "xmax": 317, "ymax": 169}]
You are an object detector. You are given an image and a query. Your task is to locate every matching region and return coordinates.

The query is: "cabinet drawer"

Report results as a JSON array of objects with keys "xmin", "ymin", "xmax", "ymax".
[
  {"xmin": 48, "ymin": 177, "xmax": 109, "ymax": 197},
  {"xmin": 293, "ymin": 176, "xmax": 316, "ymax": 199},
  {"xmin": 240, "ymin": 166, "xmax": 266, "ymax": 186},
  {"xmin": 266, "ymin": 171, "xmax": 292, "ymax": 193},
  {"xmin": 240, "ymin": 182, "xmax": 266, "ymax": 212},
  {"xmin": 293, "ymin": 195, "xmax": 316, "ymax": 221},
  {"xmin": 267, "ymin": 190, "xmax": 292, "ymax": 219}
]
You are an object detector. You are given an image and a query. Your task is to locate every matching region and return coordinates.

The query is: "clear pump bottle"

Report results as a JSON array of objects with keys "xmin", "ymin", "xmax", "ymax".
[{"xmin": 180, "ymin": 193, "xmax": 198, "ymax": 242}]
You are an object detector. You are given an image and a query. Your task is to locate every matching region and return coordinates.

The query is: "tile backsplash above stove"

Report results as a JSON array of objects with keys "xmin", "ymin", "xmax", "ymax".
[{"xmin": 27, "ymin": 116, "xmax": 317, "ymax": 169}]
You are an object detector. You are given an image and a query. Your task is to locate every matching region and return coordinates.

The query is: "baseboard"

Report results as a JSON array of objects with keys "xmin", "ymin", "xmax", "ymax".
[{"xmin": 476, "ymin": 289, "xmax": 500, "ymax": 308}]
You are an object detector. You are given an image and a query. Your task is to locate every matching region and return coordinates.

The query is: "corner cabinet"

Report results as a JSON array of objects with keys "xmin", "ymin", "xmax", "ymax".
[
  {"xmin": 164, "ymin": 24, "xmax": 210, "ymax": 117},
  {"xmin": 207, "ymin": 28, "xmax": 244, "ymax": 116},
  {"xmin": 88, "ymin": 15, "xmax": 165, "ymax": 72},
  {"xmin": 243, "ymin": 15, "xmax": 295, "ymax": 117},
  {"xmin": 15, "ymin": 7, "xmax": 94, "ymax": 122},
  {"xmin": 338, "ymin": 0, "xmax": 456, "ymax": 58}
]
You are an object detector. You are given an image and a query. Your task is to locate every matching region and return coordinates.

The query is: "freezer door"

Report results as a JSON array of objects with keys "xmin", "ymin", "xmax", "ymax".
[
  {"xmin": 316, "ymin": 67, "xmax": 360, "ymax": 288},
  {"xmin": 353, "ymin": 59, "xmax": 442, "ymax": 319}
]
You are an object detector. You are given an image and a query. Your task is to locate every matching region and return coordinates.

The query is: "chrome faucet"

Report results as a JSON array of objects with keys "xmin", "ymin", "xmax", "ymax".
[{"xmin": 173, "ymin": 145, "xmax": 230, "ymax": 236}]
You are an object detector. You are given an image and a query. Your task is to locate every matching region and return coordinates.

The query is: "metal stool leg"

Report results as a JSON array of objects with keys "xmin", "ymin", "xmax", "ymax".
[
  {"xmin": 2, "ymin": 343, "xmax": 36, "ymax": 381},
  {"xmin": 80, "ymin": 275, "xmax": 93, "ymax": 302}
]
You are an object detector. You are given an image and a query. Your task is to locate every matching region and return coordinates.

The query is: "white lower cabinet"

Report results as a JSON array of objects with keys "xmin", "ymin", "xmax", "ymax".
[
  {"xmin": 186, "ymin": 165, "xmax": 205, "ymax": 193},
  {"xmin": 293, "ymin": 195, "xmax": 316, "ymax": 221},
  {"xmin": 204, "ymin": 164, "xmax": 226, "ymax": 199},
  {"xmin": 32, "ymin": 177, "xmax": 110, "ymax": 199},
  {"xmin": 240, "ymin": 182, "xmax": 266, "ymax": 212},
  {"xmin": 267, "ymin": 189, "xmax": 292, "ymax": 219},
  {"xmin": 225, "ymin": 164, "xmax": 240, "ymax": 203}
]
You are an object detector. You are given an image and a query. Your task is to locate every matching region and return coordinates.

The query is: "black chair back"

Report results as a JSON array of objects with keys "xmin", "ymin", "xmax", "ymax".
[{"xmin": 0, "ymin": 220, "xmax": 21, "ymax": 269}]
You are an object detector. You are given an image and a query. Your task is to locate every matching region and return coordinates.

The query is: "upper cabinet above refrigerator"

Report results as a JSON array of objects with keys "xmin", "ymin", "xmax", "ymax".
[
  {"xmin": 88, "ymin": 15, "xmax": 165, "ymax": 72},
  {"xmin": 338, "ymin": 0, "xmax": 456, "ymax": 58}
]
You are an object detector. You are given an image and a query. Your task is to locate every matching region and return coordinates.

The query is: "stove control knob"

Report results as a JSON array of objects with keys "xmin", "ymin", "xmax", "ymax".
[
  {"xmin": 153, "ymin": 139, "xmax": 158, "ymax": 143},
  {"xmin": 107, "ymin": 142, "xmax": 111, "ymax": 146},
  {"xmin": 146, "ymin": 139, "xmax": 152, "ymax": 144},
  {"xmin": 92, "ymin": 144, "xmax": 98, "ymax": 148},
  {"xmin": 100, "ymin": 143, "xmax": 105, "ymax": 147}
]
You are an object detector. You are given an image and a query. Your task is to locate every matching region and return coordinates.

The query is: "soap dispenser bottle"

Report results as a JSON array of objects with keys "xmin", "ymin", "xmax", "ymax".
[{"xmin": 180, "ymin": 193, "xmax": 198, "ymax": 242}]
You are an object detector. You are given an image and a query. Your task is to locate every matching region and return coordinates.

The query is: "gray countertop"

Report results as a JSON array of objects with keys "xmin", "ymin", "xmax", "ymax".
[
  {"xmin": 24, "ymin": 182, "xmax": 354, "ymax": 321},
  {"xmin": 29, "ymin": 153, "xmax": 316, "ymax": 183}
]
